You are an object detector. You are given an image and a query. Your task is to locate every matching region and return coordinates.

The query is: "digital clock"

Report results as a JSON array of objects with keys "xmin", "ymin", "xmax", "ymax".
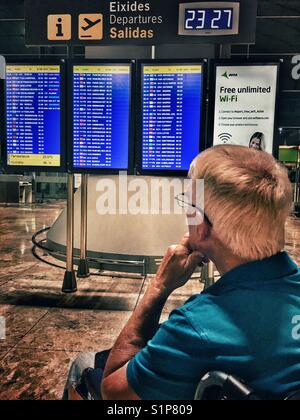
[{"xmin": 179, "ymin": 2, "xmax": 240, "ymax": 36}]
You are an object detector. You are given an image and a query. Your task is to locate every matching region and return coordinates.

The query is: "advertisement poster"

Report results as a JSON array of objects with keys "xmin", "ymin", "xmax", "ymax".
[{"xmin": 213, "ymin": 65, "xmax": 279, "ymax": 154}]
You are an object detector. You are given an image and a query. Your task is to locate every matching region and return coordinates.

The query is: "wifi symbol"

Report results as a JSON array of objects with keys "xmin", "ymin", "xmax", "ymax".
[{"xmin": 218, "ymin": 133, "xmax": 232, "ymax": 144}]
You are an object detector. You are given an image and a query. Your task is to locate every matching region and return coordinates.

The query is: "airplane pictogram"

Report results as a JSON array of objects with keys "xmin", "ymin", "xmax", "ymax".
[
  {"xmin": 81, "ymin": 17, "xmax": 102, "ymax": 32},
  {"xmin": 79, "ymin": 14, "xmax": 103, "ymax": 40}
]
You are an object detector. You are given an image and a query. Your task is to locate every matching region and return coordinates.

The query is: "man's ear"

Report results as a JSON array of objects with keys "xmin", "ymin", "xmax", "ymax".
[{"xmin": 195, "ymin": 220, "xmax": 211, "ymax": 242}]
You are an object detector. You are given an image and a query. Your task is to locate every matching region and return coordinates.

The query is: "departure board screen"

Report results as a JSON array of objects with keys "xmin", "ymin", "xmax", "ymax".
[
  {"xmin": 141, "ymin": 63, "xmax": 203, "ymax": 172},
  {"xmin": 72, "ymin": 64, "xmax": 131, "ymax": 171},
  {"xmin": 6, "ymin": 64, "xmax": 62, "ymax": 168}
]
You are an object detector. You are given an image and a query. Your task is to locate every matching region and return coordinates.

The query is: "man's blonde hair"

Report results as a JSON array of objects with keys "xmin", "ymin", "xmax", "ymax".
[{"xmin": 189, "ymin": 145, "xmax": 293, "ymax": 261}]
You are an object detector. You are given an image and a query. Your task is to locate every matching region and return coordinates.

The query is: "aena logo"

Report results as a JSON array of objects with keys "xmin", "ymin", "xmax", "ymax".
[{"xmin": 222, "ymin": 72, "xmax": 238, "ymax": 79}]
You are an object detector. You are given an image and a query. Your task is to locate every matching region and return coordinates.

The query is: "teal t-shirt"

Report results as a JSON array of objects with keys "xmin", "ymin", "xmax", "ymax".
[{"xmin": 127, "ymin": 252, "xmax": 300, "ymax": 400}]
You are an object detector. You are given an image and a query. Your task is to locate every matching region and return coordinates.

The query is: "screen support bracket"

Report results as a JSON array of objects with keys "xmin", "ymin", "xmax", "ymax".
[
  {"xmin": 77, "ymin": 174, "xmax": 90, "ymax": 278},
  {"xmin": 0, "ymin": 56, "xmax": 5, "ymax": 80}
]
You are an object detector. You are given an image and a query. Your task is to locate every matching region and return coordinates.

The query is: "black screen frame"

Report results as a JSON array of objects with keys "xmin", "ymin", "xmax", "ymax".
[
  {"xmin": 68, "ymin": 59, "xmax": 135, "ymax": 175},
  {"xmin": 0, "ymin": 77, "xmax": 5, "ymax": 172},
  {"xmin": 2, "ymin": 59, "xmax": 67, "ymax": 174},
  {"xmin": 207, "ymin": 59, "xmax": 282, "ymax": 159},
  {"xmin": 136, "ymin": 58, "xmax": 207, "ymax": 178}
]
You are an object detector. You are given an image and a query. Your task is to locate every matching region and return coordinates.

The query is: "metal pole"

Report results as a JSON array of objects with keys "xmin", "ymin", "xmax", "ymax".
[
  {"xmin": 206, "ymin": 262, "xmax": 215, "ymax": 289},
  {"xmin": 77, "ymin": 174, "xmax": 90, "ymax": 278},
  {"xmin": 62, "ymin": 173, "xmax": 77, "ymax": 293},
  {"xmin": 31, "ymin": 172, "xmax": 36, "ymax": 204},
  {"xmin": 62, "ymin": 46, "xmax": 77, "ymax": 293}
]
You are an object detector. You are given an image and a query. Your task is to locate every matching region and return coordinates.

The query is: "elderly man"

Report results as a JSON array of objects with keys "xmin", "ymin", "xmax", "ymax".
[{"xmin": 66, "ymin": 145, "xmax": 300, "ymax": 400}]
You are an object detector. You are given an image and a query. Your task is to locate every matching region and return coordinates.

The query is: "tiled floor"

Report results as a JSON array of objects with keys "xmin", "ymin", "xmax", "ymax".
[{"xmin": 0, "ymin": 203, "xmax": 299, "ymax": 400}]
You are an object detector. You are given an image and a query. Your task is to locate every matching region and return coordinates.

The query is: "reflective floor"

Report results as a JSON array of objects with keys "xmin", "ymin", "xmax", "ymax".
[{"xmin": 0, "ymin": 203, "xmax": 299, "ymax": 400}]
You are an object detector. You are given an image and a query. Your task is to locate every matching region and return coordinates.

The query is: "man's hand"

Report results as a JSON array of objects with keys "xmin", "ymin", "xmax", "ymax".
[
  {"xmin": 102, "ymin": 233, "xmax": 206, "ymax": 400},
  {"xmin": 153, "ymin": 234, "xmax": 207, "ymax": 295}
]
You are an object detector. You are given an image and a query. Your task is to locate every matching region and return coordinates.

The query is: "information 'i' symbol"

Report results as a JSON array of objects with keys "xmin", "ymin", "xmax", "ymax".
[
  {"xmin": 56, "ymin": 18, "xmax": 64, "ymax": 37},
  {"xmin": 48, "ymin": 14, "xmax": 72, "ymax": 41}
]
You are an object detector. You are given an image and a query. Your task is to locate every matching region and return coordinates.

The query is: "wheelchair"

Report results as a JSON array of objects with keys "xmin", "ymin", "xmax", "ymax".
[
  {"xmin": 68, "ymin": 369, "xmax": 300, "ymax": 400},
  {"xmin": 195, "ymin": 371, "xmax": 300, "ymax": 401}
]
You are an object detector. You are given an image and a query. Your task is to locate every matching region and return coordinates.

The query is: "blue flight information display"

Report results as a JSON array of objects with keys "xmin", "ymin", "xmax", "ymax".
[
  {"xmin": 6, "ymin": 64, "xmax": 61, "ymax": 168},
  {"xmin": 142, "ymin": 64, "xmax": 203, "ymax": 171},
  {"xmin": 72, "ymin": 64, "xmax": 131, "ymax": 170}
]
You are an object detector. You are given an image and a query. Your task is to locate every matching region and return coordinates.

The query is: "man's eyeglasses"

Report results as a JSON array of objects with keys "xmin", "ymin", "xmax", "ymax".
[{"xmin": 175, "ymin": 193, "xmax": 213, "ymax": 227}]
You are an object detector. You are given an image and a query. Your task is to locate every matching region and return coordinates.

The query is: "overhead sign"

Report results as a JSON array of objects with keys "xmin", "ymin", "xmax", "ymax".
[
  {"xmin": 25, "ymin": 0, "xmax": 257, "ymax": 46},
  {"xmin": 213, "ymin": 64, "xmax": 279, "ymax": 155}
]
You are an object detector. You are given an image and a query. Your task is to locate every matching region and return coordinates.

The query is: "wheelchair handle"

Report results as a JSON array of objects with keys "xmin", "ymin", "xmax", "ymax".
[{"xmin": 195, "ymin": 371, "xmax": 260, "ymax": 400}]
